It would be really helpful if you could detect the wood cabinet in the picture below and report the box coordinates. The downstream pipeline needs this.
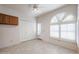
[0,13,4,24]
[9,16,18,25]
[3,15,10,24]
[0,13,18,25]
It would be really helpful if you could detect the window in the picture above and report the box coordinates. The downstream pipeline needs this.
[50,15,59,38]
[51,16,58,23]
[50,12,76,42]
[63,15,74,22]
[56,12,66,21]
[37,23,41,35]
[50,25,59,38]
[61,24,75,41]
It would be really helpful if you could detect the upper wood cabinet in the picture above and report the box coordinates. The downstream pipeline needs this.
[9,16,18,25]
[0,13,4,24]
[0,13,18,25]
[3,15,10,24]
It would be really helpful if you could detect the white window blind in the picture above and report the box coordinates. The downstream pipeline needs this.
[61,24,75,41]
[50,25,59,38]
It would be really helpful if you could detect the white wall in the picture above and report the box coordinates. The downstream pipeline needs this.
[19,19,36,42]
[37,5,77,50]
[0,5,36,48]
[77,5,79,50]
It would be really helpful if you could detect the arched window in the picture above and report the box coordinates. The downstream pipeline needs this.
[50,16,59,38]
[50,12,76,42]
[63,14,74,22]
[50,12,66,24]
[56,12,66,21]
[51,16,58,23]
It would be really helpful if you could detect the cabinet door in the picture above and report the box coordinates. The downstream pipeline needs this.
[0,14,2,23]
[0,14,10,24]
[9,16,18,25]
[2,15,10,24]
[13,17,18,25]
[0,14,4,24]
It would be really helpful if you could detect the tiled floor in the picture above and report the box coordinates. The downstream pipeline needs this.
[0,39,77,54]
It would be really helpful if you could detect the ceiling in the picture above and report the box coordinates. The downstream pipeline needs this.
[34,4,65,16]
[1,4,65,17]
